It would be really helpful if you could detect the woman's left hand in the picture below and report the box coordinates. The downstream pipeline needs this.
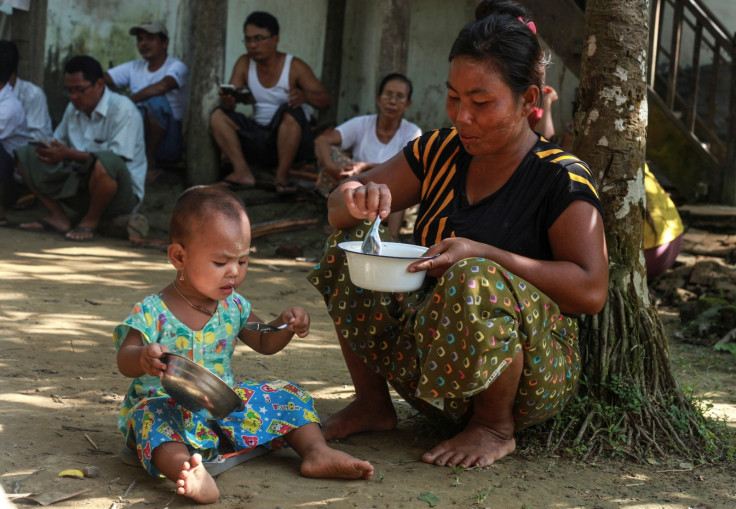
[409,237,485,277]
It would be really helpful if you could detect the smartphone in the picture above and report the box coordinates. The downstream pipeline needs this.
[220,84,237,95]
[28,139,49,148]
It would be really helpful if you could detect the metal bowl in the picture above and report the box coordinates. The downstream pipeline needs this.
[160,353,244,420]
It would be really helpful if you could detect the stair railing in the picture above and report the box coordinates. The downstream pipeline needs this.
[648,0,736,201]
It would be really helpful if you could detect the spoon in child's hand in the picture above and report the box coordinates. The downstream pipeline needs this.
[243,322,289,332]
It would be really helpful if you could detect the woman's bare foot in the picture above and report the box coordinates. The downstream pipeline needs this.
[322,398,398,441]
[421,422,516,468]
[300,445,374,479]
[176,453,220,504]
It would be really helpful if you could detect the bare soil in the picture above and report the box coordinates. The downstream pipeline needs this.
[1,172,735,508]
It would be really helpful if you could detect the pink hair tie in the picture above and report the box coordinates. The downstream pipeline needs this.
[518,16,537,35]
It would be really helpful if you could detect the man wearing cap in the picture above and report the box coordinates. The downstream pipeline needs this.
[209,11,331,194]
[104,21,188,184]
[15,55,146,241]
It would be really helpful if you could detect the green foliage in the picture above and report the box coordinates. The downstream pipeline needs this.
[519,372,736,462]
[714,342,736,355]
[472,486,495,504]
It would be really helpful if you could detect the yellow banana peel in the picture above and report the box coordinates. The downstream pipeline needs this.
[57,469,85,479]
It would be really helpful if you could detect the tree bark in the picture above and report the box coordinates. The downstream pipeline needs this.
[9,0,47,86]
[549,0,714,460]
[184,0,227,185]
[318,0,346,127]
[377,0,410,79]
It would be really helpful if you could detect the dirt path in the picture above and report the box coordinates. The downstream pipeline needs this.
[0,208,735,507]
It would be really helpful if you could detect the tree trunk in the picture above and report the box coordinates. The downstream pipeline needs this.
[550,0,712,460]
[318,0,346,127]
[377,0,410,79]
[10,0,47,87]
[184,0,227,185]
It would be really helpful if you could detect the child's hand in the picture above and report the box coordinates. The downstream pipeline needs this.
[280,306,310,337]
[140,343,169,378]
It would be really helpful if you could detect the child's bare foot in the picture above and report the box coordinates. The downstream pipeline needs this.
[301,445,374,480]
[322,399,397,441]
[421,422,516,468]
[176,453,220,504]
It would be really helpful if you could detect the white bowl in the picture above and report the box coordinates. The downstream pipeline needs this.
[338,241,437,292]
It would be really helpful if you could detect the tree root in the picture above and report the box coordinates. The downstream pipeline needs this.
[544,287,719,462]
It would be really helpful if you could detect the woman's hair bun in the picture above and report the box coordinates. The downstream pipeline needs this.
[475,0,527,22]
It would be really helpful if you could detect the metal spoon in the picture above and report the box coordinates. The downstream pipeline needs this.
[243,322,289,332]
[361,216,382,255]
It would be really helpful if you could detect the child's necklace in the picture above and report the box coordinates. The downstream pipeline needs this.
[172,281,216,316]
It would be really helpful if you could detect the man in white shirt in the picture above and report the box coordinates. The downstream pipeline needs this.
[0,40,29,227]
[0,40,53,142]
[209,11,331,195]
[16,56,146,241]
[104,21,188,184]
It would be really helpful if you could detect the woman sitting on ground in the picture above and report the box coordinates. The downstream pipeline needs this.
[314,73,421,238]
[308,0,609,468]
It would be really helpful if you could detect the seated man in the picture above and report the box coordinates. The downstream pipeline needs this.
[16,55,146,241]
[2,40,53,142]
[209,11,331,194]
[105,21,188,184]
[0,40,29,227]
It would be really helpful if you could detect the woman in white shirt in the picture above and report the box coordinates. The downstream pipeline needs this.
[315,73,421,237]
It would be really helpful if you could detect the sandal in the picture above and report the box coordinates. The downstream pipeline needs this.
[275,182,297,195]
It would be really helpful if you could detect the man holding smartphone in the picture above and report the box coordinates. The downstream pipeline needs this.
[209,11,331,195]
[15,56,146,241]
[105,21,188,185]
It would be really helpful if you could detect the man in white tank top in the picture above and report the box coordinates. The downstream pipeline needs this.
[210,11,331,194]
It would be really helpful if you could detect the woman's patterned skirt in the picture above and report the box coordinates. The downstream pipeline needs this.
[308,222,581,429]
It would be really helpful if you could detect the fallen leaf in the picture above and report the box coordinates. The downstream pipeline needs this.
[679,462,694,469]
[418,491,440,507]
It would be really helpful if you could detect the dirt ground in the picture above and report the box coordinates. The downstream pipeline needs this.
[1,172,735,508]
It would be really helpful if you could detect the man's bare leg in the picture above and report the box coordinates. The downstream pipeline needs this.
[17,161,71,233]
[285,422,373,480]
[210,109,256,187]
[65,161,118,241]
[152,442,219,504]
[144,109,165,183]
[322,327,398,441]
[274,112,300,190]
[421,351,522,468]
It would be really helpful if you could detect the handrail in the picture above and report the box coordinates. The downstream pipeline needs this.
[648,0,734,170]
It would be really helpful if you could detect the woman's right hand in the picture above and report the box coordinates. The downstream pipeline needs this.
[339,181,393,221]
[140,343,169,378]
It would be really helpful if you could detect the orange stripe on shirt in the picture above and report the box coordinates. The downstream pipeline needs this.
[421,130,441,170]
[568,172,599,199]
[535,148,564,159]
[420,192,455,246]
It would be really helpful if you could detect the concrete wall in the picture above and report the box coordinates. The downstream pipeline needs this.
[43,0,185,123]
[223,0,328,117]
[38,0,590,141]
[337,0,476,132]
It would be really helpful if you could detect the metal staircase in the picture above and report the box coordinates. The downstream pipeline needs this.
[526,0,736,203]
[648,0,734,169]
